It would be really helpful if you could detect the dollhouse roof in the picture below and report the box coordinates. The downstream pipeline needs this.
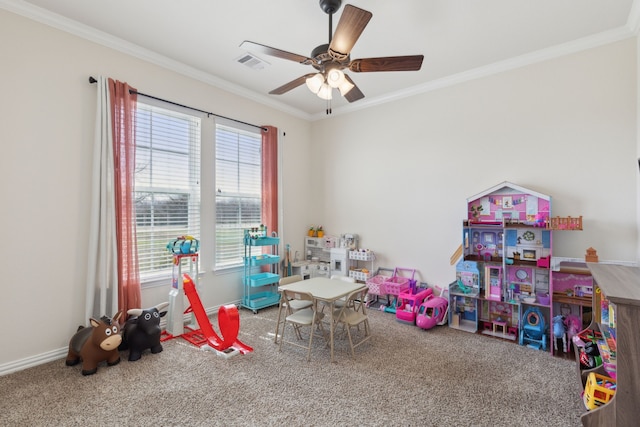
[467,181,551,203]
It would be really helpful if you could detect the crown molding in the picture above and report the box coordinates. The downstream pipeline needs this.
[628,0,640,34]
[318,24,635,120]
[2,0,636,122]
[0,0,312,121]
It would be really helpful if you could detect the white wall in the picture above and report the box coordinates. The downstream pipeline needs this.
[0,9,312,368]
[0,8,637,371]
[309,38,637,288]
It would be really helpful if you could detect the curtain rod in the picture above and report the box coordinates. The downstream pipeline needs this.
[89,76,268,132]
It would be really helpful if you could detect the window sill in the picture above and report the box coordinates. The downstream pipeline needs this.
[141,272,204,289]
[141,276,171,289]
[213,265,243,275]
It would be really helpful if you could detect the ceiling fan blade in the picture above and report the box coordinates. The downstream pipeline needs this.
[269,74,317,95]
[343,75,364,103]
[328,5,372,61]
[240,41,316,65]
[349,55,424,72]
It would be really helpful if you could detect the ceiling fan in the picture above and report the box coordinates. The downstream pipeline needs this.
[240,0,424,111]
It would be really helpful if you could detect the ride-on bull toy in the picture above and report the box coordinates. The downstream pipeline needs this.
[66,311,123,375]
[119,302,169,361]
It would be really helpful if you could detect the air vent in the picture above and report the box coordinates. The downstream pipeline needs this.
[236,53,270,70]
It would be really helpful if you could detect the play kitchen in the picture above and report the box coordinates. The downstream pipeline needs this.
[290,232,358,280]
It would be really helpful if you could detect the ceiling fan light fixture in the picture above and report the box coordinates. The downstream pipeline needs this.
[317,83,333,100]
[338,78,354,96]
[326,68,346,88]
[305,73,325,93]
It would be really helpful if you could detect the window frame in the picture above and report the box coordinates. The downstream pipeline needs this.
[214,119,263,272]
[134,101,203,287]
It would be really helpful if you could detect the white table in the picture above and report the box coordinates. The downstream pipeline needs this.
[277,277,365,362]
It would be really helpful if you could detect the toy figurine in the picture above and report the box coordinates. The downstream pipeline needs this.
[534,213,547,227]
[416,296,449,330]
[456,279,472,294]
[564,314,582,353]
[520,307,547,350]
[119,302,169,361]
[66,311,123,375]
[552,315,567,352]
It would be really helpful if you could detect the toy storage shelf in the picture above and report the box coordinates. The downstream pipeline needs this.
[246,236,280,246]
[349,250,375,282]
[245,254,280,267]
[578,264,640,427]
[551,262,595,359]
[243,272,280,287]
[242,291,281,310]
[241,232,280,314]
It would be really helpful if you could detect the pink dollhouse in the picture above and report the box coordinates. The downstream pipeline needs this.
[464,181,552,263]
[451,181,590,357]
[453,182,553,346]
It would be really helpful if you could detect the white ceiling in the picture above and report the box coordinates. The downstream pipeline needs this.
[3,0,639,119]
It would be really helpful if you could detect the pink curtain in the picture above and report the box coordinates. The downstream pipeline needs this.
[109,78,141,318]
[261,126,278,236]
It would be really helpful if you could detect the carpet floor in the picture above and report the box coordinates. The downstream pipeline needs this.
[0,305,585,426]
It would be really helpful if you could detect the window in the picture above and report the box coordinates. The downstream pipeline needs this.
[135,103,201,282]
[215,123,262,270]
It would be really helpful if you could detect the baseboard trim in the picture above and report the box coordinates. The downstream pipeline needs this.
[0,302,239,377]
[0,347,68,376]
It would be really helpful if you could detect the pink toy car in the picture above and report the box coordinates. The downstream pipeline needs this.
[396,288,433,325]
[416,296,449,330]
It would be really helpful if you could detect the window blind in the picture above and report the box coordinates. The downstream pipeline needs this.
[215,123,262,269]
[134,103,201,281]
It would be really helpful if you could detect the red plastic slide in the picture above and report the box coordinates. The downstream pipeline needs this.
[182,274,253,354]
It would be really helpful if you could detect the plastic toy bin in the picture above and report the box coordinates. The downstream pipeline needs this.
[583,372,616,410]
[350,270,373,282]
[366,274,390,296]
[383,268,415,296]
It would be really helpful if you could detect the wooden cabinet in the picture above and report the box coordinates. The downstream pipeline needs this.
[579,264,640,426]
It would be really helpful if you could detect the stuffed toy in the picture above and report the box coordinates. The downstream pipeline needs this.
[119,302,169,361]
[66,311,123,375]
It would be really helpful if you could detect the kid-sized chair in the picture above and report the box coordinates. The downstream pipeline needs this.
[274,275,312,343]
[280,275,312,310]
[333,287,371,358]
[279,289,326,361]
